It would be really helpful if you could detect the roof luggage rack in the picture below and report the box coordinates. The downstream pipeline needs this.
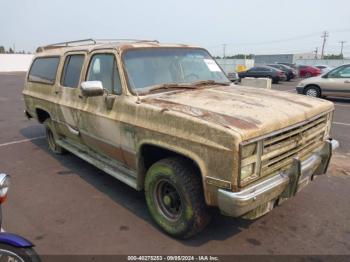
[36,38,159,52]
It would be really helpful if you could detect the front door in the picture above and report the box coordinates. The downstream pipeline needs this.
[322,65,350,97]
[77,51,129,166]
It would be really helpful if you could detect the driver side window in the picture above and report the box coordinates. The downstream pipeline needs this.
[87,54,122,94]
[328,65,350,79]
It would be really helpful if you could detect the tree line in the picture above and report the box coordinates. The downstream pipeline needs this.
[0,46,31,54]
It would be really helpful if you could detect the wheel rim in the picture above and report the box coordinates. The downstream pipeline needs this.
[306,88,318,97]
[154,179,182,221]
[0,248,25,262]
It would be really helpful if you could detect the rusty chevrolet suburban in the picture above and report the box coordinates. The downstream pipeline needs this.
[23,39,338,238]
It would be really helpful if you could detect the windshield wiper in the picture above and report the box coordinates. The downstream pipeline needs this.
[147,83,199,93]
[144,80,230,94]
[190,80,231,86]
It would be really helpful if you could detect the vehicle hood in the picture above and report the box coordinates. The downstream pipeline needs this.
[142,85,334,140]
[298,75,325,85]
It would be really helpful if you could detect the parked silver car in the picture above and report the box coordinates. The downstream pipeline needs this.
[296,64,350,98]
[314,65,333,74]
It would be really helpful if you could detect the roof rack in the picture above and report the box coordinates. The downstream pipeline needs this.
[36,38,159,52]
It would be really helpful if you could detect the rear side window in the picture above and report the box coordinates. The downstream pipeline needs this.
[61,55,85,88]
[28,57,60,85]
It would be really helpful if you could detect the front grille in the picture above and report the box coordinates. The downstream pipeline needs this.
[260,114,328,176]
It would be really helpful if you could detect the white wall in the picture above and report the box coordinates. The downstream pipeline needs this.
[216,59,254,73]
[294,59,350,67]
[0,54,34,72]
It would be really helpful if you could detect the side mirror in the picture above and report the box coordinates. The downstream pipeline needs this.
[80,81,104,97]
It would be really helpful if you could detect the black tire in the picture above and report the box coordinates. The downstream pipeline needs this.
[145,157,211,239]
[304,85,321,98]
[0,244,41,262]
[43,119,66,154]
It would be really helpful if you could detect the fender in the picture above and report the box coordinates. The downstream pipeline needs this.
[0,233,33,248]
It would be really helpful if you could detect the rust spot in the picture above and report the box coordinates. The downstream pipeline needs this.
[81,133,136,169]
[143,98,259,129]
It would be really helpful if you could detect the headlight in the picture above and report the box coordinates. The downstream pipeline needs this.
[240,141,262,185]
[241,163,255,180]
[0,173,10,203]
[242,143,257,158]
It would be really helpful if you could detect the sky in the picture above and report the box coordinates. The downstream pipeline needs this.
[1,0,350,56]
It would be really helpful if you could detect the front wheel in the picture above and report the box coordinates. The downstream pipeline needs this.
[145,157,211,239]
[0,244,41,262]
[304,86,321,97]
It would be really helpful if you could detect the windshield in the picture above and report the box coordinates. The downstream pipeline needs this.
[123,48,229,93]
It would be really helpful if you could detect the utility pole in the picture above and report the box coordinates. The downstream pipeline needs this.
[222,44,227,60]
[339,41,346,58]
[320,31,329,59]
[314,47,318,59]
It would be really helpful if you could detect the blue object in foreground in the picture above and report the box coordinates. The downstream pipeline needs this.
[0,232,33,248]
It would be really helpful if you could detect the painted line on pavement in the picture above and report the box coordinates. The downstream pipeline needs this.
[333,122,350,127]
[334,103,350,108]
[0,136,45,148]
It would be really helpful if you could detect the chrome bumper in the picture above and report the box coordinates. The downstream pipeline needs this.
[218,139,339,218]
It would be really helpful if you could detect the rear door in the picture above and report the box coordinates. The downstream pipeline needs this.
[54,52,86,142]
[259,67,272,77]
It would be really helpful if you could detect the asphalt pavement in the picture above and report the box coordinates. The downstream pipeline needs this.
[0,73,349,256]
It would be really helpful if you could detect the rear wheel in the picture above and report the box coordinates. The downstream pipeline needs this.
[44,119,66,154]
[145,157,211,239]
[304,85,321,97]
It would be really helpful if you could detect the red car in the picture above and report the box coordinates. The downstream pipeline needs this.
[298,65,321,78]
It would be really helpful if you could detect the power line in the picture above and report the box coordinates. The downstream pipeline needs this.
[206,28,350,49]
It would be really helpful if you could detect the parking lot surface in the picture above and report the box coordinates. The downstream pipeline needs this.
[0,73,350,255]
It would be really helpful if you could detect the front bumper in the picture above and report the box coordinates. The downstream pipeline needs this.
[296,86,304,94]
[217,139,339,218]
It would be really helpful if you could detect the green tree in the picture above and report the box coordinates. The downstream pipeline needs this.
[8,47,14,54]
[323,54,343,59]
[0,46,5,53]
